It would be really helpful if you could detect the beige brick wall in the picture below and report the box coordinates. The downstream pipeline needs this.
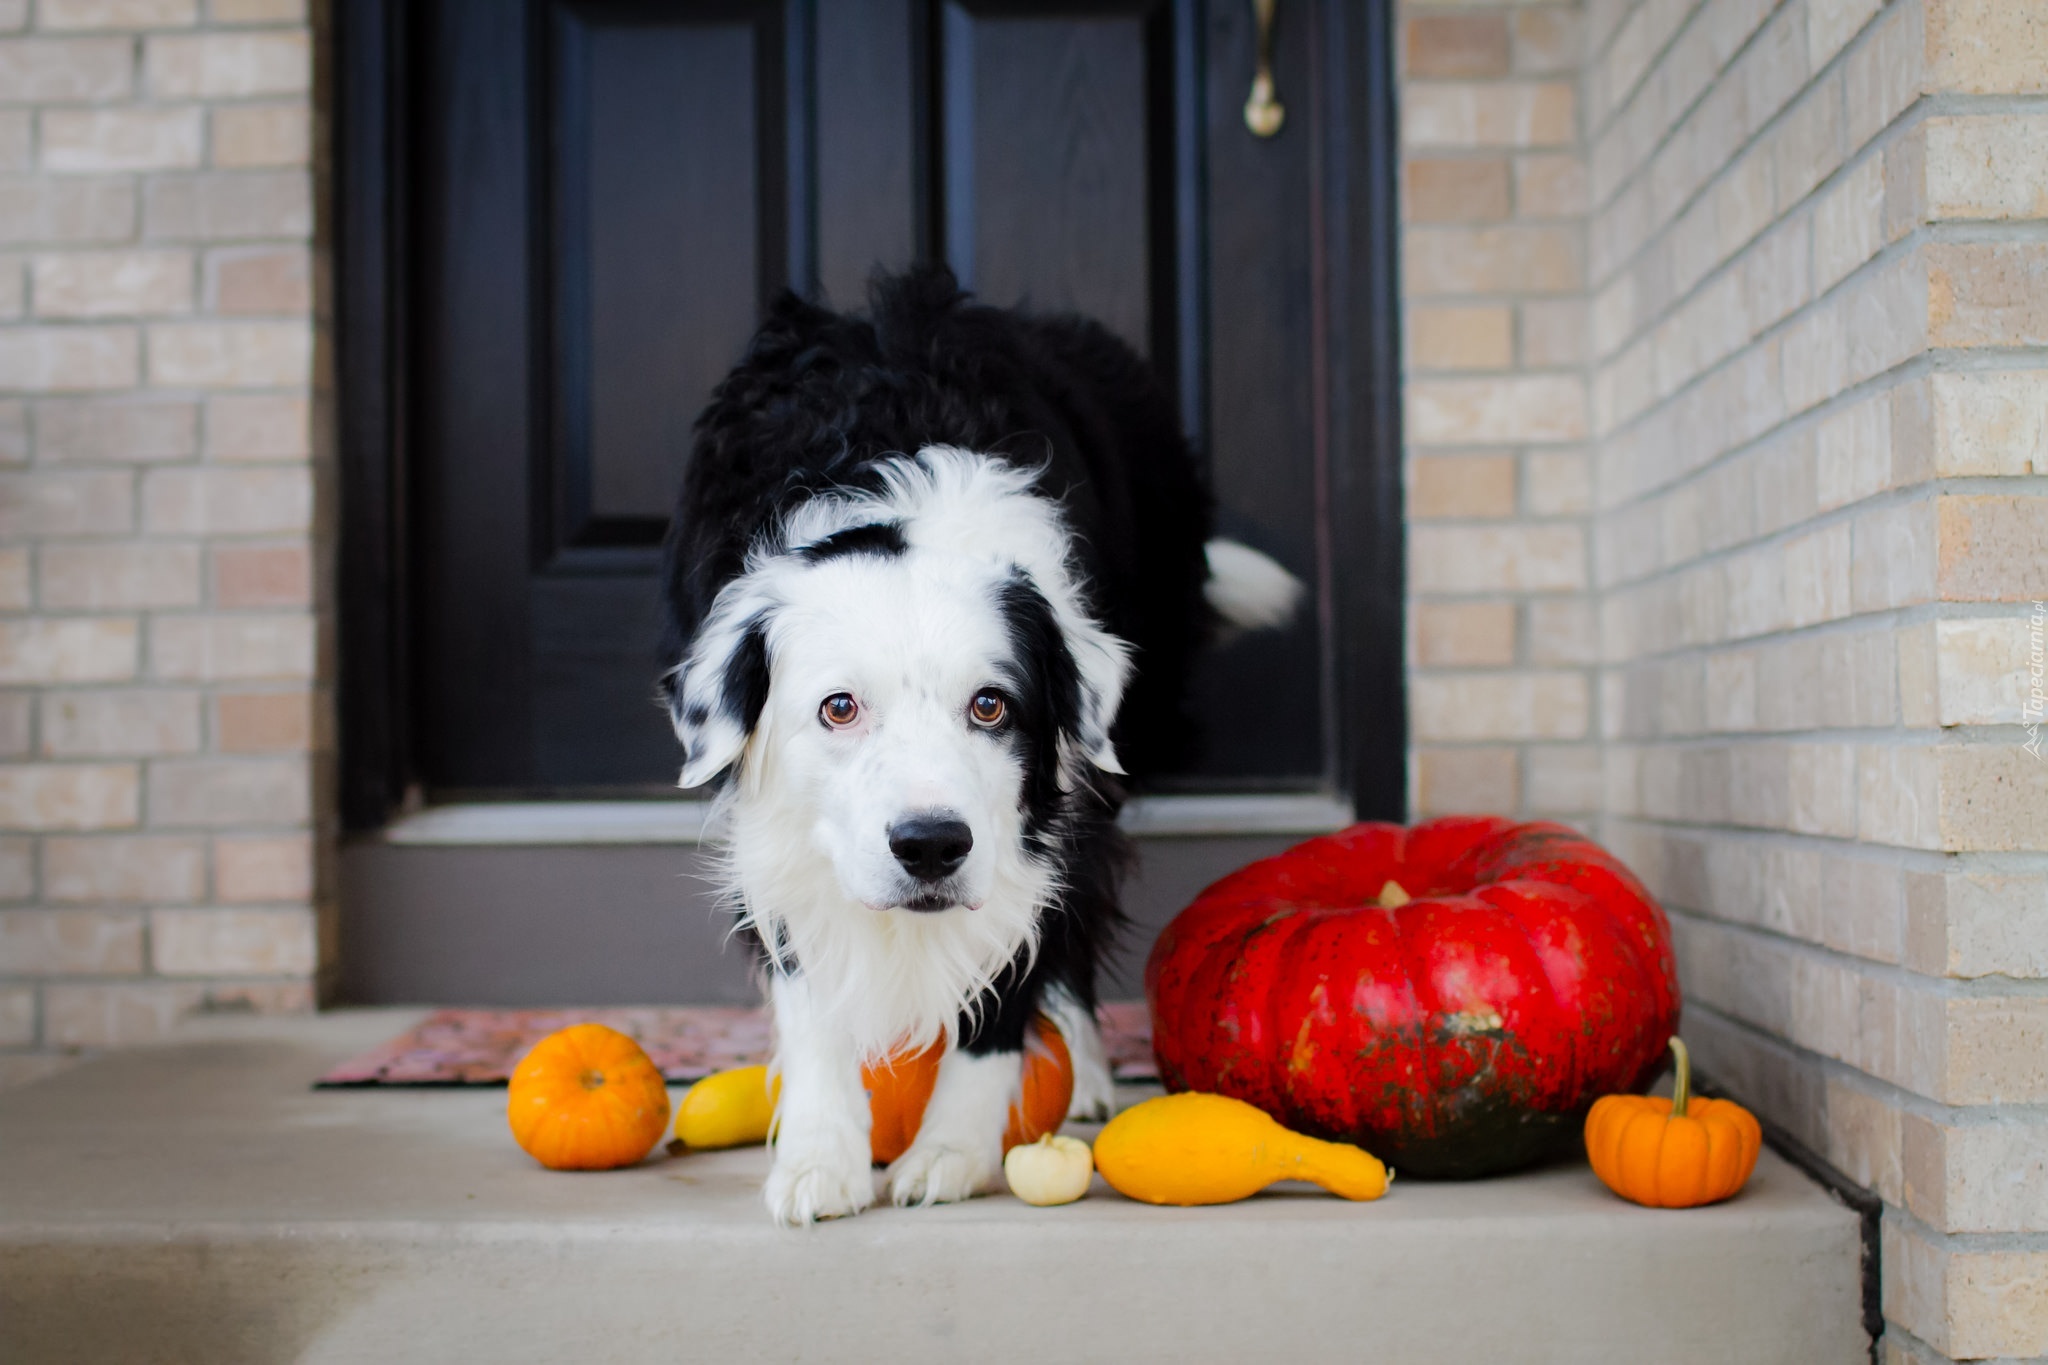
[1405,0,2044,1355]
[1570,0,2048,1359]
[1401,0,1602,825]
[0,0,328,1090]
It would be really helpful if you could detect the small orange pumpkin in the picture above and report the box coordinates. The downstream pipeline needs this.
[507,1023,672,1171]
[1585,1036,1761,1208]
[864,1014,1074,1165]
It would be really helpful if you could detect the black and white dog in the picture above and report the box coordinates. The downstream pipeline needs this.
[660,268,1298,1224]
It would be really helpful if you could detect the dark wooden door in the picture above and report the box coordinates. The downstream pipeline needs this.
[371,0,1394,805]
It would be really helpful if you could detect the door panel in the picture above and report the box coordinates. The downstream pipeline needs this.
[942,4,1157,354]
[408,0,1340,797]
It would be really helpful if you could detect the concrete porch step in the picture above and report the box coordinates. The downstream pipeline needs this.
[0,1010,1869,1365]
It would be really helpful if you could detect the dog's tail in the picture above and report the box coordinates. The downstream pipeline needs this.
[1203,538,1305,631]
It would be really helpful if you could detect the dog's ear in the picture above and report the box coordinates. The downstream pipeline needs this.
[997,571,1131,785]
[1065,616,1130,779]
[670,602,773,790]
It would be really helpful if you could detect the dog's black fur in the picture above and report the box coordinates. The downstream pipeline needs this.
[659,265,1217,1053]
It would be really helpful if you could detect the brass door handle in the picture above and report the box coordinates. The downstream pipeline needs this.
[1244,0,1284,137]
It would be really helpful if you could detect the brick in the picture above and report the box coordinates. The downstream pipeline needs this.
[1515,154,1586,217]
[1511,9,1580,75]
[215,688,309,751]
[0,835,31,899]
[1407,376,1587,444]
[1787,742,1859,837]
[1406,305,1512,371]
[1524,450,1589,515]
[0,689,27,753]
[151,907,315,974]
[0,762,137,829]
[208,0,307,22]
[146,756,307,826]
[0,111,25,171]
[42,688,200,757]
[1939,744,2048,852]
[0,984,31,1046]
[1808,0,1882,67]
[146,31,308,97]
[0,398,21,461]
[1925,115,2048,219]
[204,393,307,459]
[1411,525,1587,594]
[0,618,136,682]
[1928,242,2048,348]
[206,245,309,313]
[1519,299,1586,368]
[1402,83,1576,150]
[1845,0,1925,148]
[1925,0,2048,94]
[213,833,310,901]
[1413,600,1516,667]
[1781,522,1852,628]
[1933,617,2036,724]
[33,399,196,462]
[1526,744,1602,812]
[1403,158,1511,222]
[146,320,311,387]
[211,543,308,606]
[210,103,309,168]
[1412,671,1590,741]
[1852,495,1938,612]
[1903,1112,2048,1234]
[1938,495,2048,602]
[1527,598,1596,664]
[40,980,206,1048]
[1815,391,1892,513]
[0,908,143,974]
[40,0,199,25]
[0,469,131,536]
[1410,453,1516,518]
[0,326,138,390]
[1406,15,1509,78]
[39,541,201,609]
[0,37,131,101]
[1928,370,2048,476]
[1415,746,1518,814]
[0,253,21,317]
[1858,743,1942,849]
[1907,870,2048,978]
[40,109,203,174]
[31,250,193,319]
[143,171,310,240]
[44,834,205,902]
[0,177,134,244]
[1812,154,1884,295]
[0,544,24,608]
[1405,224,1581,295]
[150,613,314,680]
[142,466,310,534]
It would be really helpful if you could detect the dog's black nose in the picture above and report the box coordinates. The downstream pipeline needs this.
[889,816,973,882]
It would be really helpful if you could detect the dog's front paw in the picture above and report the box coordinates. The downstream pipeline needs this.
[765,1141,875,1226]
[888,1140,1002,1207]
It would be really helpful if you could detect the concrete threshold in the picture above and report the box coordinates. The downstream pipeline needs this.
[0,1009,1869,1365]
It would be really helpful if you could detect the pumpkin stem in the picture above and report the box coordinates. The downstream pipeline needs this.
[1668,1036,1690,1118]
[1377,880,1411,909]
[580,1068,606,1092]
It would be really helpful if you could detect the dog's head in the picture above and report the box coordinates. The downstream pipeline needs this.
[667,448,1129,915]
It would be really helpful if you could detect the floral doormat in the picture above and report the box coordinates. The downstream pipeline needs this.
[318,1001,1158,1087]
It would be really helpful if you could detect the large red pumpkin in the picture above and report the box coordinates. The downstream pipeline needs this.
[1146,816,1680,1178]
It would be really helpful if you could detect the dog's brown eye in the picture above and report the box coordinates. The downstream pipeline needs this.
[820,693,860,728]
[969,691,1007,727]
